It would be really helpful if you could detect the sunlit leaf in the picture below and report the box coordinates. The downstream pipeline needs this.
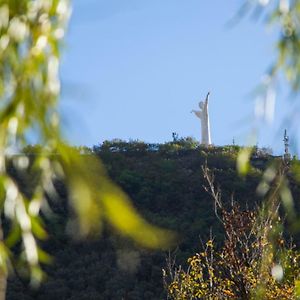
[102,185,176,249]
[58,145,176,248]
[237,147,252,175]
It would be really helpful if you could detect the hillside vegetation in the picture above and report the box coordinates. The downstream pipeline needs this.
[7,139,299,300]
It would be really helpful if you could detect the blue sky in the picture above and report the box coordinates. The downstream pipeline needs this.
[60,0,298,154]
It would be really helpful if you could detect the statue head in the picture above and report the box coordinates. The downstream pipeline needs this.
[199,101,204,109]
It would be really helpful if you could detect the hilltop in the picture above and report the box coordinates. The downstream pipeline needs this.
[7,139,299,300]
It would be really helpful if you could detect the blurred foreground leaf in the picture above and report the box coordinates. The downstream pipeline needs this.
[59,145,176,248]
[237,147,252,175]
[0,0,175,295]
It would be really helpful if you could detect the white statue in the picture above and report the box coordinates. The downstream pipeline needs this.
[191,92,211,146]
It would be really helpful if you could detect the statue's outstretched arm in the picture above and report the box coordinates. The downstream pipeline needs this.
[191,110,202,119]
[205,92,210,105]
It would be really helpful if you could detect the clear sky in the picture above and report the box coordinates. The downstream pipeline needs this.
[59,0,299,155]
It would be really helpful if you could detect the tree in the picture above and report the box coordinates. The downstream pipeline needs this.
[245,0,300,92]
[0,1,174,299]
[164,166,300,299]
[237,0,300,174]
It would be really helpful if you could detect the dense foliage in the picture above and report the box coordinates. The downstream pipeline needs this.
[5,140,297,300]
[164,166,300,299]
